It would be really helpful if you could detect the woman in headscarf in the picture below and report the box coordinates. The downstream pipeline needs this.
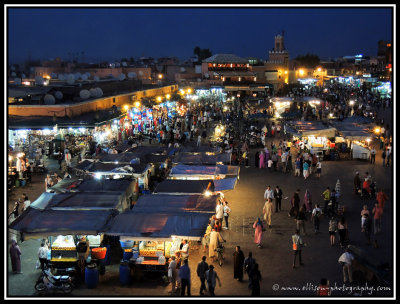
[253,218,264,248]
[304,189,312,213]
[10,240,22,274]
[255,150,260,168]
[259,150,265,169]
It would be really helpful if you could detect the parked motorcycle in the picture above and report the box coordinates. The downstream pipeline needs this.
[35,269,73,294]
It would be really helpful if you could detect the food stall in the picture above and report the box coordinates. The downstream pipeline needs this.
[284,121,337,158]
[331,121,373,160]
[106,193,216,273]
[8,207,118,267]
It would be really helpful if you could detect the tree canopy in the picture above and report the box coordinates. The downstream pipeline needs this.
[193,46,212,63]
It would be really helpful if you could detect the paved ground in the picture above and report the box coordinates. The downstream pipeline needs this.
[6,124,394,298]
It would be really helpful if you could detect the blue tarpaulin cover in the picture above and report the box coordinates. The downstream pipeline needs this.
[213,177,238,191]
[8,207,118,236]
[133,194,218,213]
[105,211,211,240]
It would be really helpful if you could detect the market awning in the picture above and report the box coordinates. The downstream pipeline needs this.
[8,207,118,238]
[169,164,239,179]
[154,180,215,195]
[105,211,211,241]
[301,128,337,138]
[213,177,238,191]
[30,192,58,210]
[169,164,218,177]
[133,194,218,214]
[97,152,140,164]
[172,152,231,165]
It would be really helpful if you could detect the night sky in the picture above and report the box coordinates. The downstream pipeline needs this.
[7,5,393,65]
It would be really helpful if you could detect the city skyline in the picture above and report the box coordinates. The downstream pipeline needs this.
[7,5,394,65]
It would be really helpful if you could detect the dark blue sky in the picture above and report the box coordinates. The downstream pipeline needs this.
[7,6,393,64]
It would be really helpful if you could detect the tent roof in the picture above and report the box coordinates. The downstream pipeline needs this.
[154,180,215,194]
[97,152,140,163]
[30,192,57,210]
[106,211,211,240]
[9,207,118,236]
[169,164,239,177]
[76,179,135,193]
[31,192,124,211]
[86,162,150,175]
[47,178,81,193]
[172,152,231,165]
[133,194,218,213]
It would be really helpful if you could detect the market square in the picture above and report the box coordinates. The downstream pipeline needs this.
[5,5,394,299]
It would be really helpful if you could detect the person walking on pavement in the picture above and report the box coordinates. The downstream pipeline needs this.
[233,246,245,282]
[354,172,361,195]
[253,218,264,248]
[295,207,307,236]
[370,147,376,164]
[244,252,256,289]
[292,229,305,269]
[376,189,389,211]
[328,216,338,247]
[263,198,274,228]
[196,256,209,295]
[311,204,322,234]
[372,202,384,248]
[274,186,283,212]
[249,263,262,296]
[304,189,312,213]
[322,187,331,216]
[338,216,348,248]
[209,228,224,262]
[178,259,191,296]
[10,239,22,274]
[381,150,386,167]
[338,248,354,283]
[205,265,221,296]
[362,213,372,245]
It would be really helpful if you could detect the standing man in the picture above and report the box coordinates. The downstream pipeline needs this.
[274,186,283,213]
[264,185,274,201]
[292,229,305,269]
[223,200,231,230]
[338,248,354,283]
[233,246,245,282]
[178,259,191,296]
[179,240,190,262]
[196,256,209,295]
